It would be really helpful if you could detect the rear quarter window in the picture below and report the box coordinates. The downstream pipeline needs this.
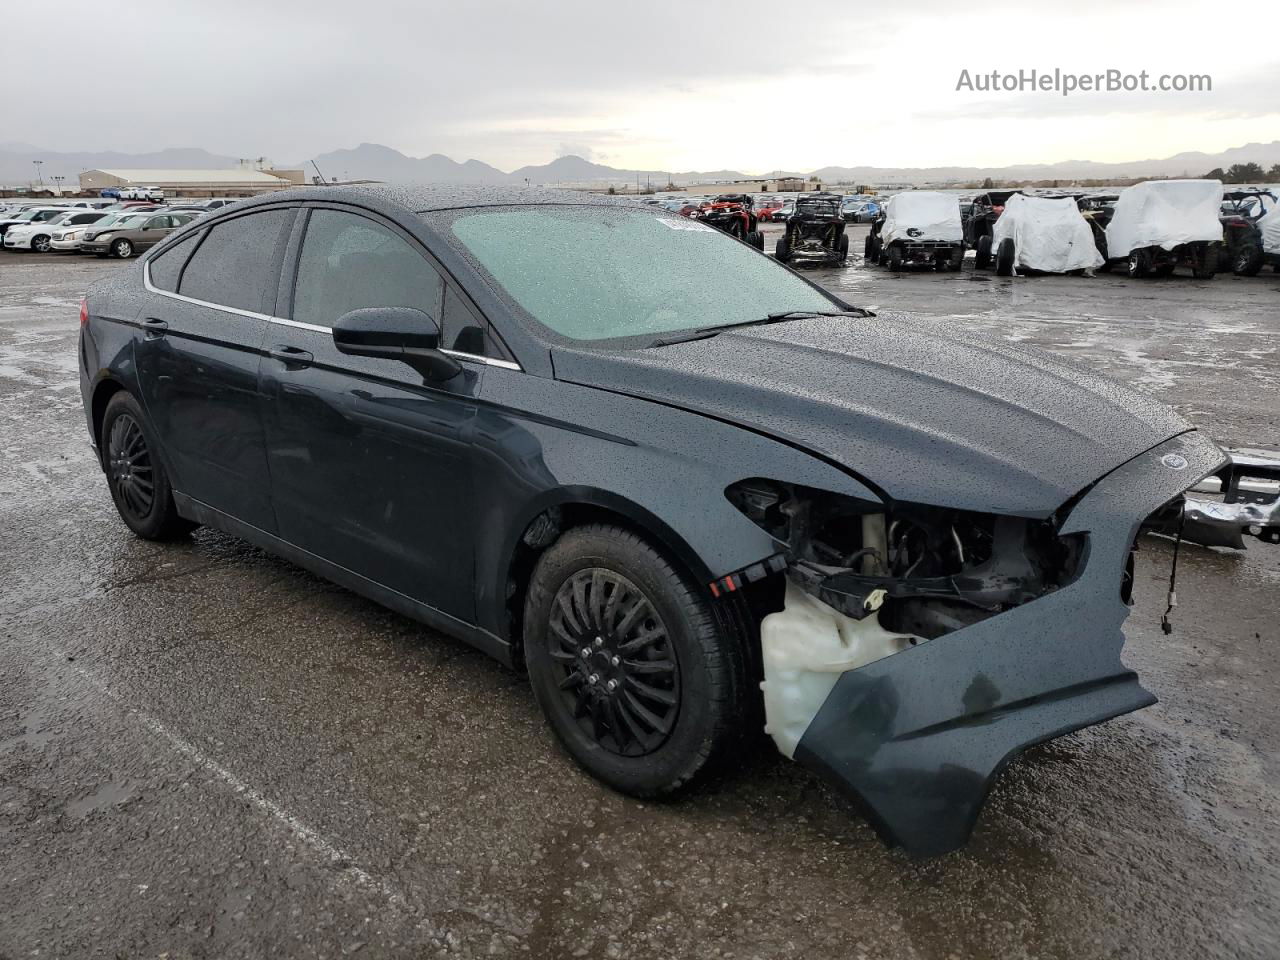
[148,232,201,292]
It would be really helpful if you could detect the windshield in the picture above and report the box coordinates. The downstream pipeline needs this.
[444,206,836,342]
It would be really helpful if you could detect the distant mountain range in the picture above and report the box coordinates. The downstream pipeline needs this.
[4,140,1278,188]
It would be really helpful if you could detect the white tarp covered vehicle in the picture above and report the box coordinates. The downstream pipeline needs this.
[1104,179,1223,278]
[988,193,1104,276]
[870,191,965,271]
[1259,198,1280,256]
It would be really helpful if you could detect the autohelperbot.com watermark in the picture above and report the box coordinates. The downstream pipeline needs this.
[955,68,1211,96]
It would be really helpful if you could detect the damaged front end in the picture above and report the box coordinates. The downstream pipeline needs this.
[724,431,1228,856]
[1145,448,1280,549]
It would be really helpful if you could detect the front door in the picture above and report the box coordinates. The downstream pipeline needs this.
[258,206,479,622]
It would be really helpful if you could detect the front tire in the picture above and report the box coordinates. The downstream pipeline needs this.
[32,234,51,253]
[774,236,790,262]
[101,392,197,540]
[524,524,747,797]
[887,243,904,271]
[1231,242,1261,277]
[1127,249,1151,278]
[111,238,134,259]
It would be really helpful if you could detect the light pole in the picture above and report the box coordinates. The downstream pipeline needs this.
[51,175,65,195]
[32,160,44,188]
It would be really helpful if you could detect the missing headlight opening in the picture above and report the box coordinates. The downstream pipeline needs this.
[726,478,1085,638]
[726,478,1087,758]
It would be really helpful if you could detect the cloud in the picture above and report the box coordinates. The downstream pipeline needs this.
[1,0,1274,171]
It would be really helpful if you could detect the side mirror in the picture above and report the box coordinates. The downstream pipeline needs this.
[332,306,461,381]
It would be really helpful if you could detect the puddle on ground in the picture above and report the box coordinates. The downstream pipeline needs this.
[66,781,137,818]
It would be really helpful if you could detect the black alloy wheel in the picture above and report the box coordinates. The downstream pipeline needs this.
[107,412,156,522]
[546,567,680,757]
[101,391,197,540]
[524,524,747,797]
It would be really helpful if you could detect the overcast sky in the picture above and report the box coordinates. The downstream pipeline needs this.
[10,0,1278,171]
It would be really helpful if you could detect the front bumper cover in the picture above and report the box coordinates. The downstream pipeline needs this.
[791,430,1226,857]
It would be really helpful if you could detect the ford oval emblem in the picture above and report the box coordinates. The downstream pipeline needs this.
[1161,453,1189,471]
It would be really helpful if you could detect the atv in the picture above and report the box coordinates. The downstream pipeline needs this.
[1218,190,1277,277]
[1103,179,1224,279]
[775,193,849,266]
[694,194,765,250]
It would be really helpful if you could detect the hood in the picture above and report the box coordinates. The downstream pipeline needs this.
[551,314,1194,517]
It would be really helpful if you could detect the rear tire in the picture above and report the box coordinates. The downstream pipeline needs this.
[975,234,992,270]
[863,235,874,259]
[1191,243,1217,280]
[101,391,198,541]
[775,237,790,262]
[837,233,849,261]
[747,230,764,251]
[1127,249,1150,278]
[524,525,747,797]
[995,238,1015,276]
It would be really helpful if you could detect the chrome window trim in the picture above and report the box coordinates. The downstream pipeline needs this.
[439,349,522,371]
[144,262,522,370]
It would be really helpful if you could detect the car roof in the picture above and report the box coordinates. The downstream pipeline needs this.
[217,184,643,217]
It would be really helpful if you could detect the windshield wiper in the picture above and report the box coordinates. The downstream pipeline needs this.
[649,311,854,348]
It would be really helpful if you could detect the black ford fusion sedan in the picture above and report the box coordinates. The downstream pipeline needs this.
[79,185,1227,856]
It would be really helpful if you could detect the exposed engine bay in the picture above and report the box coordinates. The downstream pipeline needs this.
[727,478,1085,641]
[726,449,1279,778]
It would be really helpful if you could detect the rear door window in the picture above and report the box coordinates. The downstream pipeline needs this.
[291,209,443,328]
[179,208,293,314]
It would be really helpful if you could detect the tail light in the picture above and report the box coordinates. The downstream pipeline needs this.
[79,298,88,327]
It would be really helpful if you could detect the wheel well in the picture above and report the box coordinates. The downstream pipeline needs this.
[91,379,126,458]
[503,501,711,671]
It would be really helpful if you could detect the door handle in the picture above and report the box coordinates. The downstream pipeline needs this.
[141,317,168,339]
[268,344,314,367]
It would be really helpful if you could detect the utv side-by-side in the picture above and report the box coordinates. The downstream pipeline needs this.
[982,193,1104,277]
[775,193,849,266]
[1103,179,1224,279]
[1218,190,1279,276]
[694,194,765,250]
[866,191,965,271]
[964,190,1021,269]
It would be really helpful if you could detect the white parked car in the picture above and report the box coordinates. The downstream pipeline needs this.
[48,211,118,251]
[4,209,109,251]
[0,206,75,242]
[119,186,165,201]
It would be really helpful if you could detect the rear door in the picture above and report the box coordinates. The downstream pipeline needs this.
[134,206,295,532]
[258,204,483,621]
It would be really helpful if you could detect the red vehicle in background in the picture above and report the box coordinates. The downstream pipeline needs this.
[692,194,765,249]
[756,198,784,222]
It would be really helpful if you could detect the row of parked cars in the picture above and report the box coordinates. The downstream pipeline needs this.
[637,181,1277,279]
[0,198,241,257]
[641,193,881,224]
[864,180,1279,279]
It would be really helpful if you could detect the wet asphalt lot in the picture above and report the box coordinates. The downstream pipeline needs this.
[2,227,1279,959]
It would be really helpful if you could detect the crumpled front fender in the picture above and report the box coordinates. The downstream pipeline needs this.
[792,431,1226,857]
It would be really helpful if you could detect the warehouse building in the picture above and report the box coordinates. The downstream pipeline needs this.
[78,167,307,197]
